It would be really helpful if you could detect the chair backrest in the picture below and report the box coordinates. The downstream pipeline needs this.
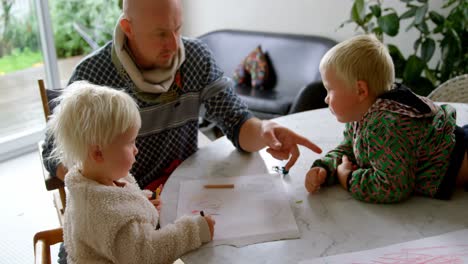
[38,79,66,225]
[427,74,468,103]
[33,227,63,264]
[38,80,62,120]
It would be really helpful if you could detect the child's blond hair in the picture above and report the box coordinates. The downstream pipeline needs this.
[48,81,141,169]
[320,34,395,96]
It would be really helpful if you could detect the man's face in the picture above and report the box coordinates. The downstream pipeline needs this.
[124,0,183,69]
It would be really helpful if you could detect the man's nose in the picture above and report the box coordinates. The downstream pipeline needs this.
[166,31,178,51]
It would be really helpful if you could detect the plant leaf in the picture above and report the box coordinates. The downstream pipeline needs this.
[403,55,426,82]
[378,13,400,36]
[364,13,374,24]
[433,24,444,33]
[400,7,417,19]
[442,0,457,8]
[414,4,428,25]
[416,21,430,34]
[414,37,422,52]
[424,68,437,85]
[387,44,406,79]
[351,0,365,24]
[372,27,383,39]
[421,38,435,62]
[370,4,381,17]
[429,11,444,25]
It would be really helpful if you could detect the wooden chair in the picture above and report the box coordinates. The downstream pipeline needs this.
[38,79,66,225]
[427,74,468,103]
[33,227,63,264]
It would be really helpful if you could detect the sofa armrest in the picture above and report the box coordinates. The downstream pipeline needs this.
[289,81,328,114]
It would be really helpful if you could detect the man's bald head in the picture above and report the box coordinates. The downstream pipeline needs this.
[122,0,182,21]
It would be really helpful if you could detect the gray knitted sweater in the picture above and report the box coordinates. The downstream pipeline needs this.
[43,37,252,188]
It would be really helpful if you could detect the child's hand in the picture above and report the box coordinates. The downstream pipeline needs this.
[337,155,357,189]
[149,197,162,213]
[305,167,327,193]
[204,216,216,240]
[147,184,163,213]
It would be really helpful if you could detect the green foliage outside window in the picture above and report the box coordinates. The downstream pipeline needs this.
[52,0,122,58]
[0,0,39,57]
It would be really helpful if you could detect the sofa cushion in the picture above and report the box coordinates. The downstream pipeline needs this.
[233,45,273,90]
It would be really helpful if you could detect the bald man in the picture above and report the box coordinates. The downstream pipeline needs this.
[44,0,321,191]
[43,1,322,261]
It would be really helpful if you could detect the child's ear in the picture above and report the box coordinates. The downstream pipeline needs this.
[356,80,369,101]
[89,145,104,163]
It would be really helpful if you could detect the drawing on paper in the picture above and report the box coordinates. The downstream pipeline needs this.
[352,245,468,264]
[177,174,300,247]
[188,194,222,216]
[299,229,468,264]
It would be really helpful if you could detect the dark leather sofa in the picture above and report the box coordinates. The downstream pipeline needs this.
[199,29,337,119]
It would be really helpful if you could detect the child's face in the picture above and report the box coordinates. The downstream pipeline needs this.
[101,126,139,181]
[322,69,364,123]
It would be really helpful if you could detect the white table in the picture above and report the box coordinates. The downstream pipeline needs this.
[160,103,468,264]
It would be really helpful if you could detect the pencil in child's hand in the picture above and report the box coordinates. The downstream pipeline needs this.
[155,185,162,199]
[151,184,163,200]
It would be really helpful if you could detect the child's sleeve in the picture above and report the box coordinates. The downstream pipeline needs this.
[113,215,210,264]
[347,116,417,203]
[312,123,355,186]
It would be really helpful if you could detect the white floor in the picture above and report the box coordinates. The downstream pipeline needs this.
[0,150,60,263]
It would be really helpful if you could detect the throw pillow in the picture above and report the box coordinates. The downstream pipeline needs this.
[233,45,274,90]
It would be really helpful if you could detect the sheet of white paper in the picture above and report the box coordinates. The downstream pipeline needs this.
[177,174,299,247]
[300,229,468,264]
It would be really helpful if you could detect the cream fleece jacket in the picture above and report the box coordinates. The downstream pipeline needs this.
[63,168,211,264]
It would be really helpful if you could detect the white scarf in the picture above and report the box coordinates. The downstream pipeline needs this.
[113,16,185,94]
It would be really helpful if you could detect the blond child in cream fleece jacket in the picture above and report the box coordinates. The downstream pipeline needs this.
[47,81,215,263]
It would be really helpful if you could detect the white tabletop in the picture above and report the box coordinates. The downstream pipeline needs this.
[160,103,468,264]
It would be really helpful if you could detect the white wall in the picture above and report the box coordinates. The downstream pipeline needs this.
[182,0,447,64]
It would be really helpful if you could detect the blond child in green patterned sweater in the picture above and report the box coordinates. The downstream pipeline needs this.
[305,34,468,203]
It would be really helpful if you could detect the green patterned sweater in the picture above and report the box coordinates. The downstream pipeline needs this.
[313,84,464,203]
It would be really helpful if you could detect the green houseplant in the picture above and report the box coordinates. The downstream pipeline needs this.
[341,0,467,95]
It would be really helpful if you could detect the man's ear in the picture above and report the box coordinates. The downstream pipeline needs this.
[89,145,104,163]
[356,80,370,101]
[120,18,133,39]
